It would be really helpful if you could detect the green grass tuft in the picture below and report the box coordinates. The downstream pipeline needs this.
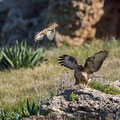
[69,92,76,101]
[89,82,120,95]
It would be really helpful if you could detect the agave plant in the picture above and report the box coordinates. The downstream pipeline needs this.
[0,40,45,70]
[0,109,10,120]
[21,98,39,118]
[0,109,21,120]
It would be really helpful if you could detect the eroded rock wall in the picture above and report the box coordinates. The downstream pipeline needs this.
[46,0,104,46]
[0,0,120,47]
[95,0,120,38]
[0,0,49,46]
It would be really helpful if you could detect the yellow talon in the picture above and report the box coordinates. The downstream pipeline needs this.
[76,86,79,90]
[81,84,85,89]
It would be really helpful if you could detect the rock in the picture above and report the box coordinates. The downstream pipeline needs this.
[47,0,120,46]
[0,0,120,47]
[46,0,104,46]
[0,0,49,46]
[41,88,120,120]
[110,80,120,90]
[95,0,120,39]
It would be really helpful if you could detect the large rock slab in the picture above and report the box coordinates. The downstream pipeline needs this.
[41,88,120,120]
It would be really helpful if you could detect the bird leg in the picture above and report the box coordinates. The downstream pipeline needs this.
[75,83,86,89]
[76,85,80,90]
[81,83,86,89]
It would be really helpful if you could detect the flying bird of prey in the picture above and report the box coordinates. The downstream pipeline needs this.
[34,22,58,42]
[58,50,108,89]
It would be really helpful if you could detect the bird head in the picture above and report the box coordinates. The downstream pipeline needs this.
[53,22,58,28]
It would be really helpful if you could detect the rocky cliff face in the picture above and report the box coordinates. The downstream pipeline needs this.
[46,0,104,46]
[0,0,120,47]
[0,0,49,46]
[95,0,120,39]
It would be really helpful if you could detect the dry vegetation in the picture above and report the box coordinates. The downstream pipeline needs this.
[0,39,120,109]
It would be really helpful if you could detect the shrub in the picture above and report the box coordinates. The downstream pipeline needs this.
[0,40,45,70]
[21,98,39,118]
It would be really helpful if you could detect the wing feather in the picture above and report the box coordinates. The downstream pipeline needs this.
[34,30,45,42]
[84,50,109,74]
[58,55,80,70]
[34,22,58,42]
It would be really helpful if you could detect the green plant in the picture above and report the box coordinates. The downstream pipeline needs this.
[89,82,120,95]
[0,97,48,119]
[0,40,45,70]
[0,109,9,120]
[10,112,20,120]
[75,114,81,120]
[69,92,76,101]
[42,110,51,116]
[21,98,39,118]
[0,109,20,120]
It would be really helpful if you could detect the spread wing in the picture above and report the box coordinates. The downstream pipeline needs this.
[84,50,109,74]
[47,29,55,41]
[34,31,45,42]
[58,55,80,70]
[34,22,58,42]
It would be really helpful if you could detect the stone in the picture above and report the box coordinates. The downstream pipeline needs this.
[40,87,120,119]
[0,0,49,46]
[0,0,120,47]
[46,0,104,46]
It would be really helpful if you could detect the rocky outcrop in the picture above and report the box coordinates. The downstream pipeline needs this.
[46,0,104,46]
[0,0,49,46]
[22,79,120,120]
[23,87,120,120]
[40,88,120,120]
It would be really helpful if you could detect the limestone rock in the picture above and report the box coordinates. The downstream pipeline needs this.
[41,88,120,120]
[95,0,120,39]
[23,79,120,120]
[0,0,49,46]
[46,0,104,46]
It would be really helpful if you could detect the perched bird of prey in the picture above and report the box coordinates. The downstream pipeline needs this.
[58,50,108,88]
[34,22,58,42]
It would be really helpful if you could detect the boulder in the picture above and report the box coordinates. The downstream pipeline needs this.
[22,79,120,120]
[41,88,120,120]
[95,0,120,39]
[0,0,49,46]
[46,0,104,46]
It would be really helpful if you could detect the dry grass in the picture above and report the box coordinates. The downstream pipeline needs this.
[0,64,64,106]
[0,39,120,108]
